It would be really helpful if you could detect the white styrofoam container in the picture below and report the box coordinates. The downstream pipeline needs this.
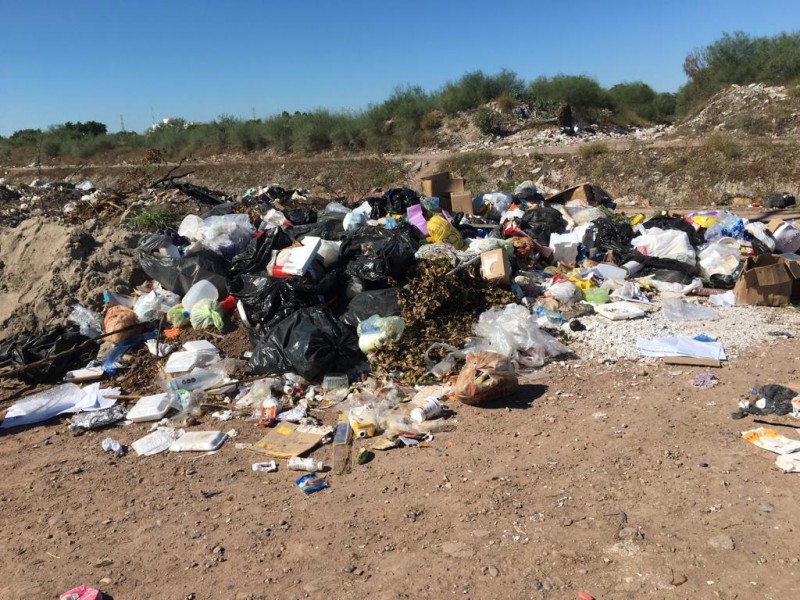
[126,393,171,422]
[169,431,228,452]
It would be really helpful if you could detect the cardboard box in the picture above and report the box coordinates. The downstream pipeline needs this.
[480,248,511,285]
[733,254,800,306]
[449,191,474,215]
[547,182,612,207]
[421,171,466,212]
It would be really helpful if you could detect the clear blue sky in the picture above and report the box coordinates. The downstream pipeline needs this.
[2,0,799,135]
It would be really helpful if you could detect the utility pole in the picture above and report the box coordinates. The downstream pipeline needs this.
[120,114,126,132]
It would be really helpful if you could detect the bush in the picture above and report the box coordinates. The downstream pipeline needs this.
[528,75,614,122]
[437,69,524,115]
[126,205,181,231]
[707,133,743,160]
[578,141,609,159]
[473,108,502,135]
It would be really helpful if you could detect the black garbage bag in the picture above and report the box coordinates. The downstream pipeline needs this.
[521,206,567,244]
[229,228,293,279]
[0,326,95,383]
[199,202,235,218]
[230,274,321,329]
[594,218,634,257]
[622,250,697,282]
[707,273,738,289]
[138,233,230,296]
[286,208,317,226]
[742,384,798,416]
[292,211,346,241]
[247,306,361,382]
[643,215,704,247]
[763,193,796,209]
[341,225,419,284]
[340,288,400,328]
[370,187,421,219]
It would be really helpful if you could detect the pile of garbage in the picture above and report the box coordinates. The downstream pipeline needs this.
[1,174,799,486]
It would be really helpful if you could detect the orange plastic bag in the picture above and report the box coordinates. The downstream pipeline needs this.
[455,352,518,405]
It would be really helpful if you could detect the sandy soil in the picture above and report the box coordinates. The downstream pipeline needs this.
[0,333,798,600]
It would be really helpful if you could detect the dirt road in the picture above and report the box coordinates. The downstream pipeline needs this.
[1,333,799,599]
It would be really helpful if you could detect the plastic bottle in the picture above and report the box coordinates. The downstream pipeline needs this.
[252,461,278,473]
[256,396,282,426]
[287,456,324,472]
[410,397,443,423]
[166,368,226,394]
[181,280,219,313]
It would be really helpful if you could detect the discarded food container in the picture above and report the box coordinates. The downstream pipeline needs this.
[287,456,324,472]
[131,429,181,456]
[322,374,349,391]
[68,405,126,433]
[127,393,171,422]
[166,367,226,394]
[410,397,443,423]
[594,302,646,320]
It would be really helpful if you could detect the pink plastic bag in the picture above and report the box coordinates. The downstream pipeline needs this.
[60,585,103,600]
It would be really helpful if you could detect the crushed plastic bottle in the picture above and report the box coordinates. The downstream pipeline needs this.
[101,437,125,456]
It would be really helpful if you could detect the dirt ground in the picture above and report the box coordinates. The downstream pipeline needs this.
[0,331,799,599]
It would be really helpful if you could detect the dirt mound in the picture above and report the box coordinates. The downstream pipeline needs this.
[0,218,144,337]
[678,83,800,136]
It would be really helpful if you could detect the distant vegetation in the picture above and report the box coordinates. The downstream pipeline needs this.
[1,30,798,163]
[678,31,800,113]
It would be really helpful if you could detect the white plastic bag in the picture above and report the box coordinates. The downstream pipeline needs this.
[68,304,101,338]
[468,304,568,368]
[631,227,696,266]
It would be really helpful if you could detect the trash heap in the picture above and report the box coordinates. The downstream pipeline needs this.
[1,174,799,488]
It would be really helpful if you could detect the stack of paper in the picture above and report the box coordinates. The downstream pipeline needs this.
[635,336,726,360]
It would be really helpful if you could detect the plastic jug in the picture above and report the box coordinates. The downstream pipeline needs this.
[181,280,219,312]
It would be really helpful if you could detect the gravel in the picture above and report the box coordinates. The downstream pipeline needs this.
[567,301,800,360]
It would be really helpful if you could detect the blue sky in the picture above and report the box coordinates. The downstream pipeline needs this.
[1,0,798,135]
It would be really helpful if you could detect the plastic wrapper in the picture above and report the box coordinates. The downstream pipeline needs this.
[247,306,361,382]
[102,330,157,375]
[167,304,190,327]
[480,192,514,219]
[189,298,225,331]
[357,315,405,354]
[68,304,101,338]
[194,214,255,257]
[426,215,466,250]
[68,404,126,433]
[455,352,519,406]
[705,211,746,241]
[547,281,582,304]
[697,237,742,279]
[468,304,569,368]
[133,288,181,322]
[661,297,719,321]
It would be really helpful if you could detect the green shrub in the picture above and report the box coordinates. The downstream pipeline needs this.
[528,75,614,122]
[473,108,502,135]
[578,141,609,159]
[125,205,181,231]
[707,133,743,160]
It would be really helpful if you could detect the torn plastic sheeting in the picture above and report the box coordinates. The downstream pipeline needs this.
[102,330,158,376]
[246,306,361,382]
[661,298,719,322]
[138,233,230,297]
[0,325,96,383]
[1,383,120,429]
[635,336,726,360]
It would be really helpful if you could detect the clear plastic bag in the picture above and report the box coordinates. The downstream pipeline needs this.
[661,297,719,321]
[357,315,405,354]
[68,304,101,338]
[196,214,255,256]
[134,288,181,322]
[468,304,568,368]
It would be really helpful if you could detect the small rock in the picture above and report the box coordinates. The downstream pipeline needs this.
[618,527,643,541]
[185,468,197,476]
[488,566,499,577]
[441,541,474,558]
[344,564,356,573]
[71,467,83,475]
[94,557,113,567]
[532,579,543,590]
[708,534,735,550]
[562,518,573,527]
[698,461,709,468]
[760,503,774,513]
[99,577,112,585]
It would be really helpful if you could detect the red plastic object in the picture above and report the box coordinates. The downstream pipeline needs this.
[577,592,595,600]
[60,585,102,600]
[219,295,237,313]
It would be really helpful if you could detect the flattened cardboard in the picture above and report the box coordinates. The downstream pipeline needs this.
[546,183,611,207]
[733,254,800,306]
[251,422,333,458]
[480,248,511,285]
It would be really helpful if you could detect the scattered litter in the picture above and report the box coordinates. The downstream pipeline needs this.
[295,473,329,494]
[252,461,278,473]
[742,427,800,455]
[101,437,125,456]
